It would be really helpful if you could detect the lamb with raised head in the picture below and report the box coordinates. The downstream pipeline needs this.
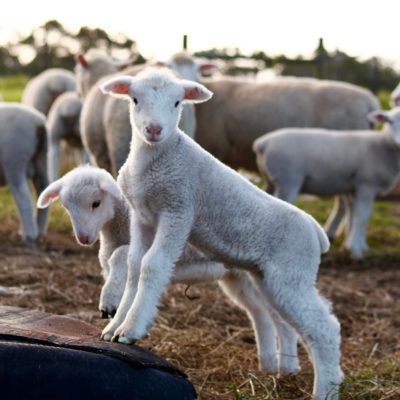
[0,103,49,246]
[100,69,342,400]
[47,91,88,181]
[76,51,203,175]
[253,107,400,259]
[22,68,76,116]
[37,165,301,375]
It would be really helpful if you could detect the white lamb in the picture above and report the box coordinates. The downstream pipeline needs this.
[37,166,299,374]
[36,165,301,375]
[22,68,76,116]
[0,103,49,246]
[253,107,400,259]
[47,91,88,181]
[100,69,343,400]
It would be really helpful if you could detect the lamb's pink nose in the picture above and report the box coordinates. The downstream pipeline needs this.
[145,124,162,140]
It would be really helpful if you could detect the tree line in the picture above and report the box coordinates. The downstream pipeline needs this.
[1,21,399,93]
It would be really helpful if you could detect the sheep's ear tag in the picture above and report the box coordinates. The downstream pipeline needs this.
[112,83,130,95]
[76,54,88,68]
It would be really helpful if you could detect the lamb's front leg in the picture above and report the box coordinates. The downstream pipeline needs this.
[102,216,154,341]
[114,212,192,344]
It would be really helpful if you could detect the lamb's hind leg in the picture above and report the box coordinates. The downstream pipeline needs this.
[251,266,343,400]
[324,195,348,241]
[218,270,299,375]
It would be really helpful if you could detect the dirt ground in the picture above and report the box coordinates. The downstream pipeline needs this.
[1,219,400,399]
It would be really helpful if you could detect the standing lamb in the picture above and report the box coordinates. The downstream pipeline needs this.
[0,103,49,246]
[76,51,205,175]
[37,165,301,375]
[100,69,343,400]
[253,107,400,258]
[22,68,76,116]
[47,91,88,181]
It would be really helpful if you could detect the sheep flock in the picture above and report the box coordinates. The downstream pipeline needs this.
[1,47,400,400]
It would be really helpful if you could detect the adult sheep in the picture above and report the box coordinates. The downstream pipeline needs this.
[0,103,49,246]
[22,68,76,116]
[195,76,380,171]
[76,51,210,175]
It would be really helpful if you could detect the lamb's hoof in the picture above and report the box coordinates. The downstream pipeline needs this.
[118,336,136,345]
[101,333,113,342]
[100,310,109,319]
[278,366,301,376]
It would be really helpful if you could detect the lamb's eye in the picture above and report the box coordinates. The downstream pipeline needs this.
[174,101,180,108]
[133,97,138,105]
[92,200,101,209]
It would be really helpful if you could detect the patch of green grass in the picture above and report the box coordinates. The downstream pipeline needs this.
[377,90,392,110]
[0,186,71,232]
[0,75,29,102]
[296,197,400,258]
[341,358,400,399]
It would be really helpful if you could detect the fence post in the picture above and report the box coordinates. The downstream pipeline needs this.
[316,37,327,79]
[183,35,188,51]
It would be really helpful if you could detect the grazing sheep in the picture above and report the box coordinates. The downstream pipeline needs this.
[0,103,49,246]
[37,165,301,375]
[196,76,380,171]
[391,82,400,107]
[253,107,400,259]
[77,51,202,175]
[22,68,76,116]
[47,91,88,181]
[100,69,342,400]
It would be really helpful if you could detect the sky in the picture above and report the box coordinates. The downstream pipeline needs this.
[1,0,399,70]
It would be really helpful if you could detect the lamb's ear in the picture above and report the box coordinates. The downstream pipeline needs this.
[182,81,213,104]
[367,110,390,126]
[99,175,123,200]
[101,76,134,99]
[37,180,63,208]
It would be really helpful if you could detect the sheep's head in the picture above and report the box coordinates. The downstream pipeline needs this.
[37,166,122,246]
[368,107,400,145]
[101,68,213,145]
[166,52,217,82]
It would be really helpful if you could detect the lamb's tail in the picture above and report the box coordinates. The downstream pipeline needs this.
[310,217,330,254]
[252,136,269,154]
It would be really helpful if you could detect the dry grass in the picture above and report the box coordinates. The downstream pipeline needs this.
[1,213,400,399]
